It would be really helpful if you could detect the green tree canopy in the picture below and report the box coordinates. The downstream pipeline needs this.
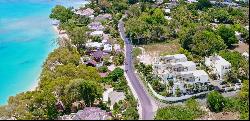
[196,0,212,10]
[64,79,103,107]
[207,91,225,113]
[181,29,227,57]
[217,25,238,47]
[68,27,89,48]
[108,67,124,82]
[49,5,74,23]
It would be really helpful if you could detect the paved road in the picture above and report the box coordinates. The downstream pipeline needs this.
[118,15,154,120]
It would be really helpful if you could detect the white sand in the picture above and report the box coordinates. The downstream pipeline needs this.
[29,79,39,91]
[52,25,69,40]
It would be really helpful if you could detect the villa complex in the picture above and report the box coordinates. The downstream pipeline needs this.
[153,54,212,96]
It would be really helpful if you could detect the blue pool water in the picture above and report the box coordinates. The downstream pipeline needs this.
[0,0,87,105]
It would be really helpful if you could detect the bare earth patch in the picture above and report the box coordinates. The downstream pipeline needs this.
[232,42,249,53]
[136,40,181,65]
[196,112,240,120]
[196,106,240,120]
[140,40,181,57]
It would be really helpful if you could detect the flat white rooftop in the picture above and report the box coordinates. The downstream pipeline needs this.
[180,70,208,76]
[171,61,196,67]
[90,31,104,35]
[209,55,231,65]
[165,54,186,59]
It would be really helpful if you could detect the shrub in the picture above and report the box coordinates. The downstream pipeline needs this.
[207,91,225,113]
[132,47,142,58]
[98,66,108,73]
[155,104,203,120]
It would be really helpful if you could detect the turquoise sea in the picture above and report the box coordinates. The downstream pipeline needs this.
[0,0,86,105]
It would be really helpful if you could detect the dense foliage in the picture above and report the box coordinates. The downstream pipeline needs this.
[208,80,249,120]
[49,5,74,23]
[207,91,225,113]
[217,25,238,47]
[219,50,249,80]
[155,98,204,120]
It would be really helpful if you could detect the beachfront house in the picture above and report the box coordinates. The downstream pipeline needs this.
[95,14,112,21]
[205,55,231,80]
[88,22,105,31]
[52,20,60,26]
[75,8,94,17]
[72,107,112,120]
[90,31,104,37]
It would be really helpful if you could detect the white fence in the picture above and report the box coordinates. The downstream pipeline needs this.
[147,83,210,102]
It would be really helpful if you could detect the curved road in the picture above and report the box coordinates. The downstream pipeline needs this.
[118,15,154,120]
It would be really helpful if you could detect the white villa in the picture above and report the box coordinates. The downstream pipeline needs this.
[154,54,187,64]
[153,54,210,96]
[205,55,231,80]
[171,61,196,72]
[177,70,209,83]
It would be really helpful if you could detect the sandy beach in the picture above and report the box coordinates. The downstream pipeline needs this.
[28,25,70,92]
[52,25,69,40]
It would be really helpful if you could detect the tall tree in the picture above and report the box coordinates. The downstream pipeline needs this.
[68,27,89,48]
[217,25,238,47]
[181,29,227,57]
[207,91,225,113]
[64,79,103,107]
[49,5,74,23]
[196,0,212,10]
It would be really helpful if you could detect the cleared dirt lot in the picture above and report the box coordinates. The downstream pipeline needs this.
[140,39,181,57]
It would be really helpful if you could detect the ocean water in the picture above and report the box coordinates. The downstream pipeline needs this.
[0,0,87,105]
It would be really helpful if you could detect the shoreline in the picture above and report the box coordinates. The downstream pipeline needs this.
[0,0,89,106]
[28,0,89,92]
[29,25,68,92]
